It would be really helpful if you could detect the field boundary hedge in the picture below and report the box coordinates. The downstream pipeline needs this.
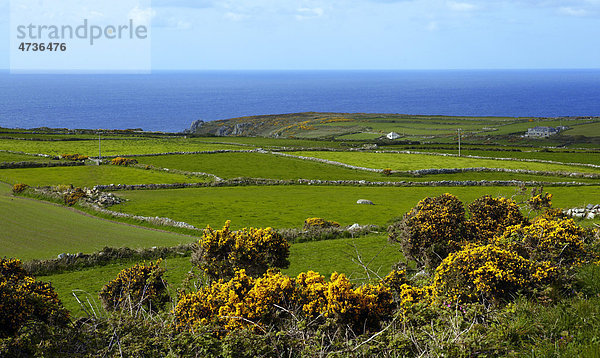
[0,161,84,169]
[0,149,60,159]
[92,178,592,192]
[92,149,255,159]
[24,244,196,276]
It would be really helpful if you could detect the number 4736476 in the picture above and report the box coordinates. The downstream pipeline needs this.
[18,43,66,51]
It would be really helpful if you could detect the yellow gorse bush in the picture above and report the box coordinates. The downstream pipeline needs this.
[12,183,28,194]
[0,258,69,337]
[64,187,86,206]
[174,269,395,334]
[388,193,467,269]
[110,157,138,166]
[99,259,169,312]
[528,192,553,211]
[303,217,341,230]
[467,195,528,243]
[193,221,290,280]
[61,153,89,161]
[431,244,556,304]
[496,217,587,268]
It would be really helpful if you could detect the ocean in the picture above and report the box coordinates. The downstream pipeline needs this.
[0,70,599,132]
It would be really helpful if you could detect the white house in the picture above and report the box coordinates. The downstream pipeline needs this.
[526,126,559,138]
[386,132,401,140]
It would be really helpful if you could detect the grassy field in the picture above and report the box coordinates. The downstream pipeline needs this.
[564,121,600,137]
[286,151,600,173]
[0,138,248,156]
[0,151,62,162]
[416,148,600,165]
[137,152,394,181]
[134,153,600,183]
[109,185,600,230]
[0,165,209,187]
[0,183,196,261]
[42,234,401,316]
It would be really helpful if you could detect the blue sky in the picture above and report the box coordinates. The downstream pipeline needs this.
[1,0,599,70]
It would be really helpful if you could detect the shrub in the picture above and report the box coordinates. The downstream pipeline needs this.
[303,217,341,230]
[467,195,528,243]
[175,269,395,335]
[431,244,555,305]
[528,191,553,212]
[61,153,88,161]
[99,260,169,312]
[12,183,28,194]
[0,258,69,338]
[111,157,138,166]
[64,187,86,206]
[388,193,467,269]
[496,217,588,269]
[304,272,394,331]
[192,221,290,281]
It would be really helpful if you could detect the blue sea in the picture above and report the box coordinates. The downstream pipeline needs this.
[0,70,599,132]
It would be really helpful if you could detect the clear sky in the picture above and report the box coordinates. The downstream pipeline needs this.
[1,0,599,70]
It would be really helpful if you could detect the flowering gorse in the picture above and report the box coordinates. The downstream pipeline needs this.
[303,217,340,230]
[467,195,528,243]
[99,259,169,312]
[192,221,290,280]
[0,258,69,337]
[388,193,467,269]
[174,269,395,334]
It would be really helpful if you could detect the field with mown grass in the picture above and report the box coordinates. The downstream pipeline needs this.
[134,153,600,183]
[0,183,196,260]
[135,152,388,180]
[0,138,248,156]
[410,148,600,165]
[109,185,600,230]
[285,150,600,173]
[0,164,210,187]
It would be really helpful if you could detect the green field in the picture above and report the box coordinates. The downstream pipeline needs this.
[0,138,247,156]
[133,153,600,183]
[109,185,600,230]
[0,165,209,187]
[286,151,600,173]
[42,234,400,316]
[417,148,600,165]
[0,183,196,261]
[0,151,61,163]
[564,121,600,137]
[136,152,393,181]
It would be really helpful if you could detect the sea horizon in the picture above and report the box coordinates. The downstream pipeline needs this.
[1,69,599,132]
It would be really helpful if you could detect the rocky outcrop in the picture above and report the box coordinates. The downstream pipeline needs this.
[214,123,254,136]
[186,120,204,133]
[356,199,374,205]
